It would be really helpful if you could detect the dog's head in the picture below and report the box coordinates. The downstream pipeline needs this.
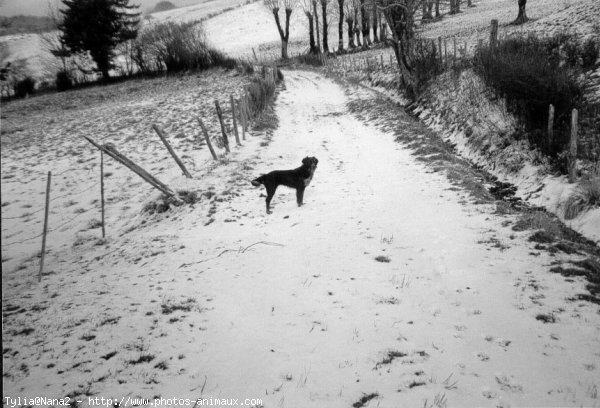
[302,156,319,170]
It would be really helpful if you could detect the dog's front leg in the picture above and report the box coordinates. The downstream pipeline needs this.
[266,186,276,214]
[296,187,305,207]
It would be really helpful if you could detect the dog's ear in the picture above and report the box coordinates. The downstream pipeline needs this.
[302,157,310,165]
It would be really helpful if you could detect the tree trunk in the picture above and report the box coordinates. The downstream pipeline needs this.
[338,0,345,52]
[435,0,440,18]
[321,0,329,53]
[347,17,355,48]
[272,8,289,59]
[354,8,362,47]
[380,17,387,41]
[514,0,528,24]
[306,12,317,53]
[372,7,379,42]
[360,0,371,47]
[313,0,321,53]
[383,5,417,97]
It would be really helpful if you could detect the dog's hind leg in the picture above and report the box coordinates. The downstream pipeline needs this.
[265,185,277,214]
[296,187,305,207]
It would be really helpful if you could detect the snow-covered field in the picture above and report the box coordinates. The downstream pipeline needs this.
[2,1,600,407]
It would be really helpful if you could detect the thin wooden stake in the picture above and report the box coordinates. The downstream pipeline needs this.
[215,100,230,154]
[100,152,105,238]
[438,37,443,64]
[152,125,192,178]
[230,95,241,146]
[568,108,578,183]
[547,104,555,146]
[238,99,246,141]
[38,171,51,283]
[197,118,218,160]
[490,19,499,49]
[453,37,457,66]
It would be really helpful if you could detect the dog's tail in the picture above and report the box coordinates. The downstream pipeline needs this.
[251,175,265,187]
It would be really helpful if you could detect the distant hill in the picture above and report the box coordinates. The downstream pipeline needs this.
[151,1,178,13]
[0,15,55,36]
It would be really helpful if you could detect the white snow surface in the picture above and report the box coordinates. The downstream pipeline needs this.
[3,70,599,408]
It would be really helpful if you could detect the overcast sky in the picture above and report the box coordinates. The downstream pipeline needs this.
[0,0,202,17]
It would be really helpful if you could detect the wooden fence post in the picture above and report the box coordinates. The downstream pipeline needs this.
[490,19,499,49]
[453,37,457,66]
[197,118,218,160]
[237,99,246,141]
[568,108,578,183]
[100,152,105,238]
[444,39,448,65]
[82,136,181,201]
[215,100,230,154]
[39,171,51,283]
[230,95,242,146]
[152,125,192,178]
[547,104,554,146]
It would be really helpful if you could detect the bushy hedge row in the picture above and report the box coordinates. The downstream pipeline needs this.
[473,33,591,156]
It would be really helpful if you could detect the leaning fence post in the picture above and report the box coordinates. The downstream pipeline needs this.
[197,118,218,160]
[230,95,242,146]
[547,104,554,146]
[490,19,499,49]
[38,171,51,283]
[82,136,181,201]
[152,125,192,178]
[214,100,230,154]
[100,152,106,238]
[568,108,578,183]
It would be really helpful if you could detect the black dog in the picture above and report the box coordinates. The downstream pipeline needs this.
[251,157,318,214]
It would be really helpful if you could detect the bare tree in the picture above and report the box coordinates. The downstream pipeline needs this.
[513,0,528,24]
[264,0,296,59]
[376,0,422,95]
[449,0,460,14]
[344,0,358,48]
[301,0,318,53]
[360,0,371,47]
[421,0,433,21]
[372,3,379,42]
[337,0,345,52]
[353,2,362,47]
[313,0,321,52]
[320,0,330,53]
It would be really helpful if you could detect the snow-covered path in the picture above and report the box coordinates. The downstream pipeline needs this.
[171,71,599,407]
[3,70,598,408]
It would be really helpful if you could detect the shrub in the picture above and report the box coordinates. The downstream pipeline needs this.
[132,20,238,73]
[581,38,599,69]
[411,39,443,96]
[295,52,324,67]
[246,76,275,117]
[473,33,584,156]
[13,76,35,98]
[55,70,73,91]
